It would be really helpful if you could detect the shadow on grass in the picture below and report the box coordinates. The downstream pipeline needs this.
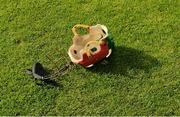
[35,79,63,88]
[89,46,160,78]
[34,71,63,88]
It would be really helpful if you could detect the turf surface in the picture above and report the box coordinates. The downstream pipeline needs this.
[0,0,180,115]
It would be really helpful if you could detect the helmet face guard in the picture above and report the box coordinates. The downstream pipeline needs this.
[68,24,114,68]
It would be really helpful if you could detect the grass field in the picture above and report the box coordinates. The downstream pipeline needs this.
[0,0,180,115]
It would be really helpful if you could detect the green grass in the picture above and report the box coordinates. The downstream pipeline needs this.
[0,0,180,115]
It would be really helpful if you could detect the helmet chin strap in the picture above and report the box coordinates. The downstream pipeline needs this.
[25,61,75,81]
